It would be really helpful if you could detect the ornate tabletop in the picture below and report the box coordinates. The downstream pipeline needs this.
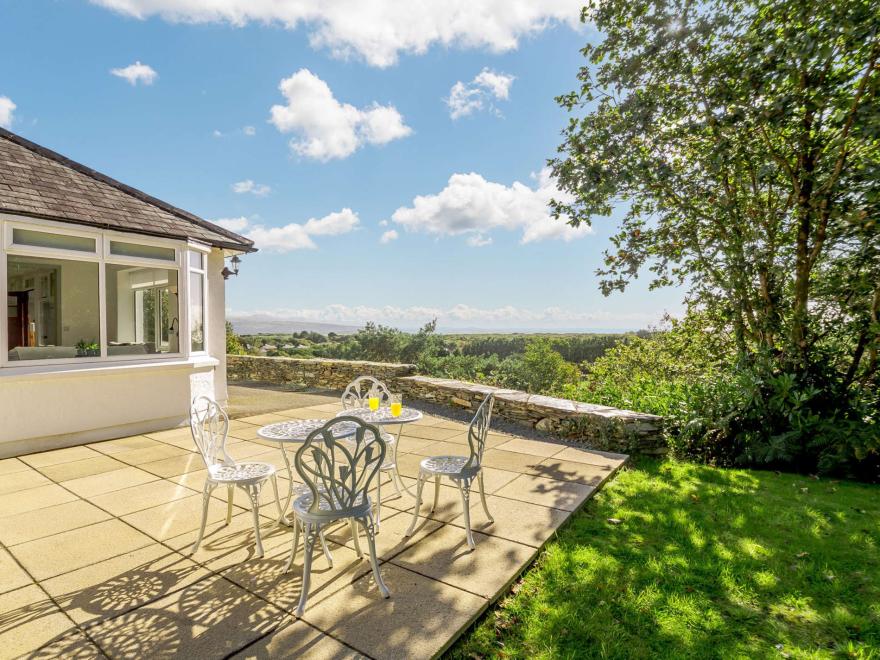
[334,406,423,425]
[257,418,359,443]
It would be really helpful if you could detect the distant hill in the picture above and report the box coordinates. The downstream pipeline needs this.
[227,315,360,335]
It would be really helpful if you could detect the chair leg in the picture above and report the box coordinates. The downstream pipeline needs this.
[391,467,403,497]
[478,471,494,523]
[296,523,316,617]
[431,475,441,513]
[457,479,475,550]
[191,482,215,554]
[350,518,363,557]
[375,469,383,530]
[318,529,333,567]
[285,518,300,572]
[404,472,426,537]
[247,484,264,558]
[360,515,390,599]
[226,484,234,525]
[270,474,283,522]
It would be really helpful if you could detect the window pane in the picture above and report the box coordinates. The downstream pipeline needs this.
[7,255,100,361]
[106,265,180,356]
[12,228,96,253]
[110,241,176,262]
[189,271,205,352]
[188,250,204,269]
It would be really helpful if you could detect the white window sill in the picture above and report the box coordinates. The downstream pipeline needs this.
[0,356,219,382]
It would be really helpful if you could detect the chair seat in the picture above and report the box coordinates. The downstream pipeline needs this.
[293,489,372,522]
[208,461,275,483]
[419,455,478,477]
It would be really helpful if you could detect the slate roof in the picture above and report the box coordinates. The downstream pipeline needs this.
[0,128,255,252]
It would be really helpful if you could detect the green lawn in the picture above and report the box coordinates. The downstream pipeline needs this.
[447,458,880,659]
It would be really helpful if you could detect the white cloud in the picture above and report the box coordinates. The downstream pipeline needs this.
[213,216,250,233]
[466,234,492,247]
[446,68,514,119]
[215,208,360,252]
[232,179,271,196]
[269,69,411,161]
[91,1,582,68]
[0,96,15,128]
[243,125,256,136]
[212,129,223,138]
[391,167,590,245]
[110,61,158,86]
[380,229,399,244]
[228,304,666,331]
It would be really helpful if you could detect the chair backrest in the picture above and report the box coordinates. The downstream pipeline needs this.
[295,417,386,518]
[341,376,392,410]
[464,393,495,470]
[190,396,233,469]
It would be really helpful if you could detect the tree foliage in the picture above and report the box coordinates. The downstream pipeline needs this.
[552,0,879,382]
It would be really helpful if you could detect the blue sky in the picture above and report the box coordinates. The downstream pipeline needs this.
[0,0,684,331]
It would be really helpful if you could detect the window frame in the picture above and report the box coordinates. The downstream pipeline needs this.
[186,244,210,356]
[0,214,206,370]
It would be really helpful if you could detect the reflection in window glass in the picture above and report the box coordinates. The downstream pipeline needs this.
[109,241,176,262]
[6,255,100,361]
[188,250,204,269]
[106,265,180,356]
[189,271,205,352]
[12,228,96,253]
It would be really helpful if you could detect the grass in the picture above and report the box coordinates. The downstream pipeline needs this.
[447,458,880,659]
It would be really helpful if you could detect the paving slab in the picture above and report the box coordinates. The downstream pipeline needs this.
[0,547,33,595]
[0,584,79,659]
[89,479,199,517]
[0,468,52,495]
[232,620,365,659]
[494,473,595,511]
[0,483,78,517]
[61,465,160,499]
[9,518,156,581]
[36,455,129,483]
[0,457,30,475]
[302,563,486,660]
[389,524,537,599]
[1,499,111,546]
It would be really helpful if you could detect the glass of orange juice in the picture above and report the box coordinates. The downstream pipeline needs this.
[389,394,402,418]
[368,392,380,411]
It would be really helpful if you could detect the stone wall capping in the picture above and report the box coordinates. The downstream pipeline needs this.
[227,356,665,454]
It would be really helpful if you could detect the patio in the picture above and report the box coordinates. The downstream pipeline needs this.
[0,390,627,659]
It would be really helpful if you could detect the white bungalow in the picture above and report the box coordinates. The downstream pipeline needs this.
[0,129,255,457]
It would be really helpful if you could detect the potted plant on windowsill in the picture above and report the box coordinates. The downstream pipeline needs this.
[76,340,100,357]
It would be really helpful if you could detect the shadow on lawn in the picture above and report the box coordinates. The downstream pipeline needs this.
[447,458,880,659]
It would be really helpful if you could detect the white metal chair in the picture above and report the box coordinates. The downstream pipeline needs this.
[189,396,282,558]
[285,416,390,617]
[405,393,495,549]
[341,376,405,526]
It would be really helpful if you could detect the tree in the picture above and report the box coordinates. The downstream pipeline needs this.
[225,321,244,355]
[551,0,880,386]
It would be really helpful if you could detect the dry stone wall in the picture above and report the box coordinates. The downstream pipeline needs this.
[227,356,665,454]
[226,355,416,391]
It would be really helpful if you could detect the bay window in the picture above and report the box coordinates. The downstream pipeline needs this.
[2,217,211,367]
